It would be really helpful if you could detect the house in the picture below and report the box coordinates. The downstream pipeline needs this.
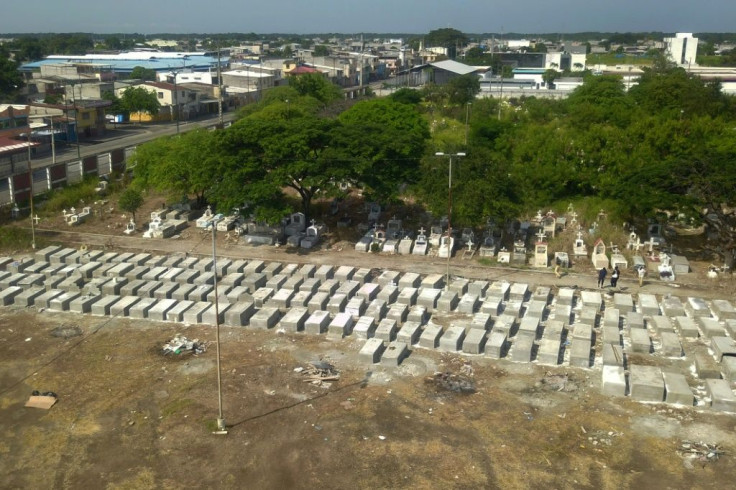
[408,60,480,86]
[117,81,201,123]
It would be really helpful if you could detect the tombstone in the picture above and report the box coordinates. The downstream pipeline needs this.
[479,229,497,257]
[626,230,641,251]
[412,228,428,256]
[496,247,510,264]
[429,225,443,248]
[658,253,675,281]
[398,234,414,255]
[542,211,557,238]
[591,238,609,269]
[196,205,215,228]
[386,216,403,239]
[533,230,548,268]
[300,220,322,249]
[437,235,454,259]
[284,212,306,236]
[367,202,381,222]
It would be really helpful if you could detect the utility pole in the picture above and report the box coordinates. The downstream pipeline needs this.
[217,43,224,128]
[211,218,227,435]
[435,152,466,290]
[26,128,36,249]
[70,81,81,160]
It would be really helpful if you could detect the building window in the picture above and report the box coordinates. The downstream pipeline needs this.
[82,113,90,120]
[158,92,164,99]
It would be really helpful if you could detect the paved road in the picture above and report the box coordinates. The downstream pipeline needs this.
[31,112,238,168]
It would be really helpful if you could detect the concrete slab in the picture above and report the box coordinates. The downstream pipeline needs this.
[532,286,551,304]
[705,379,736,412]
[569,339,592,368]
[129,298,157,319]
[327,312,354,339]
[440,326,466,352]
[147,299,177,321]
[315,265,334,281]
[182,302,212,324]
[353,316,376,339]
[417,288,442,309]
[172,284,196,301]
[364,299,388,322]
[613,293,635,313]
[580,290,602,310]
[662,371,694,406]
[305,310,330,334]
[317,279,340,296]
[297,264,316,278]
[396,321,422,345]
[249,307,281,329]
[511,335,534,362]
[353,268,371,284]
[374,318,398,342]
[436,291,459,312]
[200,303,230,325]
[344,297,366,319]
[289,290,312,308]
[629,365,664,402]
[686,297,711,318]
[699,317,726,338]
[727,320,736,338]
[265,274,288,291]
[377,270,399,286]
[542,321,565,342]
[480,297,502,317]
[449,278,469,296]
[359,338,385,363]
[517,316,540,339]
[33,289,64,309]
[712,300,736,321]
[48,291,80,311]
[493,314,517,336]
[602,344,624,367]
[242,272,267,292]
[407,305,428,325]
[68,294,100,314]
[626,311,645,330]
[0,286,23,305]
[419,323,443,349]
[556,288,576,306]
[299,277,322,295]
[673,316,699,338]
[503,301,523,319]
[279,306,309,332]
[509,283,528,301]
[629,328,652,353]
[601,365,627,397]
[35,245,63,263]
[90,295,121,316]
[187,285,213,302]
[602,326,621,346]
[251,287,275,308]
[381,341,409,366]
[662,296,686,317]
[571,324,594,343]
[603,308,620,328]
[550,305,572,325]
[420,274,444,290]
[693,347,722,379]
[376,284,399,304]
[660,331,683,357]
[386,303,408,323]
[270,289,295,311]
[537,338,561,365]
[326,293,348,314]
[165,300,194,322]
[260,260,281,278]
[175,269,200,285]
[485,331,508,359]
[470,312,491,331]
[711,336,736,362]
[13,286,46,307]
[638,294,660,316]
[334,265,355,282]
[224,301,256,326]
[650,316,675,334]
[110,296,141,317]
[307,292,330,314]
[225,286,251,304]
[336,280,360,298]
[153,282,179,300]
[468,280,489,298]
[722,357,736,382]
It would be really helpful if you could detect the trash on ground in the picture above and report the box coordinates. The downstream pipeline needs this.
[296,360,340,385]
[425,371,476,394]
[162,334,207,356]
[678,441,725,465]
[25,391,58,410]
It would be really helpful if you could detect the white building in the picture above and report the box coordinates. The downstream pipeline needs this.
[665,33,698,67]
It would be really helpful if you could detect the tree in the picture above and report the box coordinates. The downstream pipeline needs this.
[102,91,125,116]
[0,56,23,102]
[334,98,430,202]
[313,45,330,57]
[131,130,221,208]
[389,88,423,105]
[288,73,342,104]
[119,86,161,123]
[129,66,157,81]
[425,28,469,50]
[542,69,558,88]
[118,188,144,223]
[445,74,480,105]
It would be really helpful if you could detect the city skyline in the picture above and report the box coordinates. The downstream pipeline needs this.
[2,0,735,36]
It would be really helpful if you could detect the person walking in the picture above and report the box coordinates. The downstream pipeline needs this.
[611,266,620,288]
[638,266,646,287]
[597,267,607,288]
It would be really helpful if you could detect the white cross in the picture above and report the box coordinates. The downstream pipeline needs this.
[418,227,426,236]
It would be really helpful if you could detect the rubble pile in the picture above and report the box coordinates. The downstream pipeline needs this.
[294,360,340,386]
[162,335,207,356]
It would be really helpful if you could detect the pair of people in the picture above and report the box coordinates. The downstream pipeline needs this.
[597,266,620,288]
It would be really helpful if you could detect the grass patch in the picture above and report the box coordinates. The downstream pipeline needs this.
[0,226,47,253]
[40,177,100,215]
[161,398,193,418]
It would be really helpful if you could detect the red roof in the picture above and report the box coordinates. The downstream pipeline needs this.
[0,136,39,155]
[288,66,319,75]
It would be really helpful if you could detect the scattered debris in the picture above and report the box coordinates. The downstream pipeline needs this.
[162,335,207,356]
[50,325,83,339]
[678,441,725,466]
[25,391,58,410]
[295,360,340,386]
[425,371,476,394]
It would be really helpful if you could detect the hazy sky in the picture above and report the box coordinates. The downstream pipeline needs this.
[2,0,734,34]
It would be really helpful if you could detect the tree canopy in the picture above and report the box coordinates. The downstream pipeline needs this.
[120,86,161,123]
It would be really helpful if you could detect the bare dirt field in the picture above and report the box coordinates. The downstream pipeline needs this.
[2,202,736,489]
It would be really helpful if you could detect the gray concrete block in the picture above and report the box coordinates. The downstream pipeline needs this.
[328,312,354,339]
[461,328,486,354]
[35,245,63,263]
[0,286,23,305]
[315,265,334,281]
[603,308,620,328]
[407,305,428,325]
[308,292,330,313]
[705,379,736,412]
[377,269,399,286]
[201,303,230,325]
[449,278,469,296]
[125,266,150,281]
[305,310,330,334]
[580,290,602,310]
[364,299,388,322]
[344,297,366,319]
[468,280,489,298]
[374,318,398,342]
[493,314,517,336]
[626,312,645,330]
[299,278,322,295]
[224,301,256,326]
[436,290,459,312]
[376,284,398,304]
[440,326,466,352]
[352,268,371,284]
[532,286,551,304]
[457,293,480,314]
[712,300,736,321]
[327,293,348,314]
[662,296,686,317]
[556,288,576,306]
[265,274,288,290]
[317,279,340,295]
[662,371,694,406]
[69,294,100,314]
[250,307,281,329]
[537,338,561,365]
[419,323,443,349]
[509,283,528,301]
[34,289,64,309]
[183,302,212,324]
[172,284,196,301]
[359,338,385,363]
[480,297,502,317]
[334,265,355,282]
[524,300,546,320]
[517,316,540,339]
[638,293,660,316]
[511,335,534,362]
[129,298,157,319]
[187,285,213,302]
[686,297,711,318]
[381,341,409,366]
[629,364,664,402]
[569,339,592,368]
[396,321,422,345]
[147,299,178,321]
[693,347,722,379]
[699,317,726,338]
[485,331,508,359]
[602,326,621,346]
[13,286,46,307]
[503,301,523,319]
[602,344,624,367]
[613,293,635,313]
[420,274,444,290]
[353,316,376,339]
[336,280,360,298]
[110,296,141,317]
[711,336,736,362]
[270,289,295,312]
[91,295,121,316]
[601,365,627,397]
[650,316,675,334]
[470,312,491,331]
[175,269,200,285]
[166,300,195,322]
[629,328,652,353]
[49,291,80,311]
[660,331,683,357]
[542,321,565,342]
[279,306,309,332]
[722,357,736,382]
[289,290,312,308]
[386,303,408,323]
[251,287,274,308]
[297,264,316,278]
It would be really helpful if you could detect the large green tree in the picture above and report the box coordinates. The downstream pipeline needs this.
[120,86,161,123]
[0,56,23,102]
[129,66,157,81]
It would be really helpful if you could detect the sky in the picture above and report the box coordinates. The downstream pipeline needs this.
[2,0,735,35]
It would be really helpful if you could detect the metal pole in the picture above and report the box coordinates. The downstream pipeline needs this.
[71,83,81,160]
[211,221,226,433]
[446,155,452,290]
[464,102,470,146]
[174,73,180,134]
[27,130,35,249]
[217,44,224,128]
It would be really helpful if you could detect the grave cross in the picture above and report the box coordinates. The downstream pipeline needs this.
[536,229,546,242]
[310,219,317,227]
[418,227,426,236]
[569,211,578,223]
[32,214,40,225]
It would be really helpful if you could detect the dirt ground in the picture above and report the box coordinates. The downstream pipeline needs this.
[2,307,736,490]
[2,199,736,489]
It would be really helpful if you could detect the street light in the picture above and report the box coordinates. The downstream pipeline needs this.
[26,129,36,249]
[210,218,227,434]
[435,152,466,290]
